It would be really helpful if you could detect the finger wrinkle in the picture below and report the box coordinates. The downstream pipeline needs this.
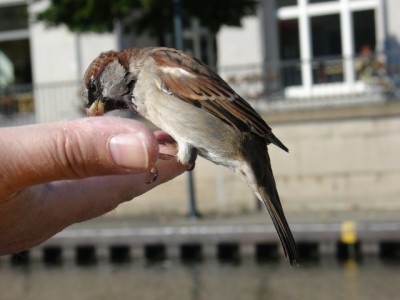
[54,127,89,179]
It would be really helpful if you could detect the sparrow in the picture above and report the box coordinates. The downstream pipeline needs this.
[82,47,299,265]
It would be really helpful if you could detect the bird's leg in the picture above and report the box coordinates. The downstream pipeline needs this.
[147,167,158,184]
[146,153,176,184]
[158,153,176,160]
[157,132,177,145]
[147,132,177,184]
[157,134,178,161]
[147,135,197,184]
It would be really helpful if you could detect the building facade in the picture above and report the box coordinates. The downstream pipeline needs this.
[1,0,400,123]
[0,0,399,215]
[219,0,400,104]
[0,0,117,123]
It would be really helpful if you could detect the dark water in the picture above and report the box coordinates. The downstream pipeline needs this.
[1,258,400,300]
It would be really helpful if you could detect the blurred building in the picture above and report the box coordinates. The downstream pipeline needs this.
[0,0,399,215]
[0,0,399,121]
[218,0,400,105]
[0,0,117,122]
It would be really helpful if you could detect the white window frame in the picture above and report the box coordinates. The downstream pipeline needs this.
[277,0,385,98]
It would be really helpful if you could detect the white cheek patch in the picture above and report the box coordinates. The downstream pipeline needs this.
[161,66,197,78]
[100,61,127,98]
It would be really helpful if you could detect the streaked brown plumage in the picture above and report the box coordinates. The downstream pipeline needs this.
[82,47,299,265]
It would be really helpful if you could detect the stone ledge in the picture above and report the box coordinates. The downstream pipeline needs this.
[260,101,400,124]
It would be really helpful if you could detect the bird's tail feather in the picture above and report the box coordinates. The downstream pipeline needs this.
[250,150,299,266]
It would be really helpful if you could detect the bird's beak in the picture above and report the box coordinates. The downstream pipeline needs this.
[86,99,105,116]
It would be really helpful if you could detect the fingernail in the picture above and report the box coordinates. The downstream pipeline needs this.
[109,133,149,170]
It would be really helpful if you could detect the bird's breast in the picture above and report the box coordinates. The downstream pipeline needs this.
[134,65,242,168]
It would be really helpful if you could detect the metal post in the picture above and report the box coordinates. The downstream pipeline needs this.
[255,197,263,211]
[173,0,184,50]
[187,171,200,218]
[75,33,82,79]
[172,0,201,219]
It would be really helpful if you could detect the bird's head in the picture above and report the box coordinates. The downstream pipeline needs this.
[82,50,139,116]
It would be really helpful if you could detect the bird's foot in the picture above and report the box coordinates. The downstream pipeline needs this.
[147,167,158,184]
[147,133,198,184]
[158,153,176,161]
[146,132,177,184]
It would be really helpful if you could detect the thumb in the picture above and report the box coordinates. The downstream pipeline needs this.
[0,117,160,199]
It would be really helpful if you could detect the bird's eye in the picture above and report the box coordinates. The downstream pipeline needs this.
[89,82,97,94]
[127,80,136,92]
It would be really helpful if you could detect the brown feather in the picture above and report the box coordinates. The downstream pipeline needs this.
[83,49,137,87]
[150,48,288,152]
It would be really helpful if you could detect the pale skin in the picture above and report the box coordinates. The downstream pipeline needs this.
[0,116,186,255]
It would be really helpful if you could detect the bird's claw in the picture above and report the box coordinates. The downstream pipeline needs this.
[147,167,158,184]
[147,138,197,183]
[146,152,175,184]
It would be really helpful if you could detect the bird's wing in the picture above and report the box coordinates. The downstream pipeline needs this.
[151,48,288,152]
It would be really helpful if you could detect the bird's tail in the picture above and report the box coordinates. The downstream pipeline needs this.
[247,149,299,266]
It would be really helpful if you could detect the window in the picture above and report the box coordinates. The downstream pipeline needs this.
[309,0,337,3]
[0,39,31,85]
[311,14,342,58]
[275,0,383,97]
[278,19,301,87]
[276,0,297,8]
[311,14,343,84]
[0,3,32,115]
[0,4,31,86]
[0,4,28,31]
[353,10,376,55]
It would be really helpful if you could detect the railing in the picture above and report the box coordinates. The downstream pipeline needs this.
[219,52,400,110]
[0,81,83,127]
[1,52,400,127]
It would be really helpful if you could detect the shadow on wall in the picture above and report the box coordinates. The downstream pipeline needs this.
[385,35,400,74]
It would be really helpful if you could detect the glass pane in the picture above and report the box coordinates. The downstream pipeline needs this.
[0,39,32,116]
[276,0,297,9]
[279,19,300,60]
[353,10,376,55]
[311,14,342,57]
[353,10,379,82]
[309,0,337,3]
[278,19,302,87]
[311,14,343,84]
[0,39,32,85]
[0,4,28,31]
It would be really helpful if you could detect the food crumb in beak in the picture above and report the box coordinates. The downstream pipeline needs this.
[87,100,105,116]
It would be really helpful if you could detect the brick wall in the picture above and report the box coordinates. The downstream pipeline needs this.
[109,102,400,217]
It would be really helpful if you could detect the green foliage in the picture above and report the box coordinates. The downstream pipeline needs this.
[37,0,138,33]
[37,0,258,35]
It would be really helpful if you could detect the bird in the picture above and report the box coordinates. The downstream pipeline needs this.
[82,47,299,265]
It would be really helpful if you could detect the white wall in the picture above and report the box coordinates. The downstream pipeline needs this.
[216,15,265,100]
[29,0,117,84]
[110,107,400,217]
[0,0,24,6]
[216,16,263,68]
[384,0,400,50]
[28,0,117,122]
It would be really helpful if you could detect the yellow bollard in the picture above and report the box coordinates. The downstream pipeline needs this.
[341,220,358,260]
[341,221,357,245]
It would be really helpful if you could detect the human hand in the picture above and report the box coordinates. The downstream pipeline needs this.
[0,117,186,255]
